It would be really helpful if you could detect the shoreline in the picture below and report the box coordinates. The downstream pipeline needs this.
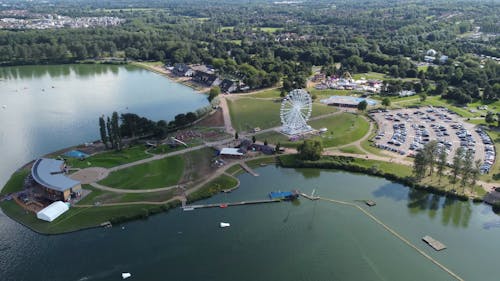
[129,61,210,94]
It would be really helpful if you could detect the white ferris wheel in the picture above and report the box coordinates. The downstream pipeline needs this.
[280,89,313,135]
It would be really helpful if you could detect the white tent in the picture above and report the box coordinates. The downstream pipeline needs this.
[36,201,69,222]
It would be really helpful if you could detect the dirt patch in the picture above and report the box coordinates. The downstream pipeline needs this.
[197,108,225,127]
[70,168,109,184]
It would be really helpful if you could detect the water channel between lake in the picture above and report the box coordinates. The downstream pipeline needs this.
[1,165,499,280]
[0,64,499,281]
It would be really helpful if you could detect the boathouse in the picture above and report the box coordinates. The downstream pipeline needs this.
[31,158,82,202]
[269,191,299,200]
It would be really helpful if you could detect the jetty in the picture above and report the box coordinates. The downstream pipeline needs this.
[422,235,446,251]
[239,162,259,176]
[182,199,281,210]
[299,191,320,200]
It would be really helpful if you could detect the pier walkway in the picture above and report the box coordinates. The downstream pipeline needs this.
[183,199,281,210]
[239,162,259,176]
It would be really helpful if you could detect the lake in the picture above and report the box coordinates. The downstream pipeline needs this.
[1,165,499,281]
[0,64,208,188]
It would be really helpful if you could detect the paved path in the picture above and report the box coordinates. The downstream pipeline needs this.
[89,182,182,194]
[219,96,235,134]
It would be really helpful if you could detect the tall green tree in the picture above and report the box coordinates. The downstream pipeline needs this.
[208,86,221,102]
[461,149,474,188]
[357,100,368,111]
[111,111,122,151]
[423,141,438,176]
[381,97,391,107]
[451,147,464,184]
[436,148,447,183]
[106,116,114,150]
[99,116,108,149]
[297,140,323,161]
[413,149,427,181]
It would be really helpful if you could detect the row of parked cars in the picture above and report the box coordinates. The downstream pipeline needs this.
[476,128,496,174]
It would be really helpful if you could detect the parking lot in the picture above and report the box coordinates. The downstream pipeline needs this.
[370,106,496,174]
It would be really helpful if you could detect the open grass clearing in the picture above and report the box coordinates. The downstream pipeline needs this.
[252,27,283,33]
[99,155,184,190]
[187,174,239,202]
[0,168,29,195]
[338,145,366,155]
[0,200,173,234]
[255,113,369,148]
[66,145,152,169]
[308,88,354,99]
[352,72,386,80]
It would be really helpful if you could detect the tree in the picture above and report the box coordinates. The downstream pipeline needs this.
[297,140,323,161]
[106,116,114,150]
[111,111,122,151]
[234,132,239,140]
[275,142,281,153]
[419,93,427,102]
[208,86,220,102]
[436,147,447,183]
[470,160,481,187]
[381,97,391,107]
[357,100,368,111]
[461,149,474,188]
[264,139,268,146]
[99,116,108,149]
[413,149,427,181]
[423,141,438,176]
[451,147,464,184]
[252,136,256,143]
[485,111,495,124]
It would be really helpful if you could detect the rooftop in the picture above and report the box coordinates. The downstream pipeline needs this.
[31,158,80,192]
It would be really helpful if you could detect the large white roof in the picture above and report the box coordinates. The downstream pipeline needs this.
[220,148,244,156]
[36,201,69,222]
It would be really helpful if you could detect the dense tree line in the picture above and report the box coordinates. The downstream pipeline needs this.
[0,0,498,97]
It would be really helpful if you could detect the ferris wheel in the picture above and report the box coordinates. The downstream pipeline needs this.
[280,89,313,135]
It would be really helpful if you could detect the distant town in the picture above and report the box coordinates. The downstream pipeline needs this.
[0,10,124,29]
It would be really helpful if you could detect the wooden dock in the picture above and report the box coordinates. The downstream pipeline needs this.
[422,235,447,251]
[239,162,259,176]
[182,199,281,210]
[299,192,320,200]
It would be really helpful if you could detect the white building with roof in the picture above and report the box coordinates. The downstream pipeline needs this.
[31,158,81,201]
[36,201,69,222]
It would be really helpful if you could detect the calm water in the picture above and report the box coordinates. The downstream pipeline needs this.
[1,166,500,281]
[0,64,208,188]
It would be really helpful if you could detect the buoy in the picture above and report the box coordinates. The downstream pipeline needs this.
[122,272,131,279]
[220,222,230,228]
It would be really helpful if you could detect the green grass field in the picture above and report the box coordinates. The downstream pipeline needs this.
[187,174,239,202]
[99,155,184,190]
[66,145,152,169]
[252,27,283,33]
[228,97,339,132]
[0,168,30,195]
[250,89,282,98]
[339,145,366,154]
[352,72,386,80]
[0,200,175,234]
[256,113,369,148]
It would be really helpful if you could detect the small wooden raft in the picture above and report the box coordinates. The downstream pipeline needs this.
[422,235,446,251]
[365,200,376,207]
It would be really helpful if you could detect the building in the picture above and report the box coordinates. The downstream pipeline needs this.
[36,201,69,222]
[219,79,238,93]
[320,95,378,108]
[219,148,244,158]
[31,158,82,202]
[172,63,193,77]
[439,55,449,64]
[192,71,221,87]
[269,191,299,200]
[424,55,436,63]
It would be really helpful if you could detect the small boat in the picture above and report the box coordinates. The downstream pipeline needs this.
[219,204,228,208]
[220,222,230,228]
[122,272,132,279]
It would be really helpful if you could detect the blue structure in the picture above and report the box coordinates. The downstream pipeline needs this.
[64,150,89,159]
[269,191,299,200]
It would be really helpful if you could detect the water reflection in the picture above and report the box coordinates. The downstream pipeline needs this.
[406,188,472,228]
[295,168,321,179]
[0,64,125,80]
[372,183,408,201]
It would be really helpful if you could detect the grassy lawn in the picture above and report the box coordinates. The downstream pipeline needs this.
[308,88,354,99]
[417,65,429,72]
[252,27,283,33]
[228,97,282,132]
[225,164,243,175]
[0,200,174,234]
[256,113,369,148]
[99,155,184,190]
[250,89,282,98]
[77,185,177,205]
[0,168,30,195]
[66,145,152,169]
[245,156,277,168]
[339,145,366,155]
[349,157,413,177]
[352,72,386,80]
[220,26,235,31]
[187,174,239,202]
